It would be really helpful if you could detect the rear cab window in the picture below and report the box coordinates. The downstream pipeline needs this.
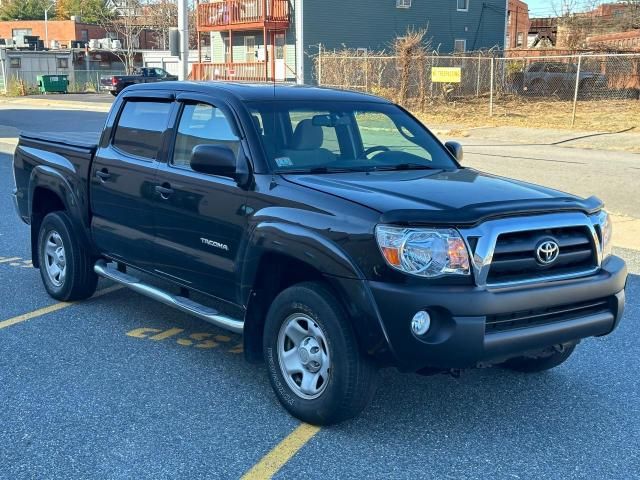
[112,100,172,159]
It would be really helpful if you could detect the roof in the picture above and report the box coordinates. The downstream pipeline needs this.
[127,81,391,103]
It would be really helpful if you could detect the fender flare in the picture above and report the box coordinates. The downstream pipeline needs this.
[28,164,93,257]
[240,221,392,363]
[240,221,366,301]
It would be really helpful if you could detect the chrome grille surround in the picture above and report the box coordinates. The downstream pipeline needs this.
[458,212,605,289]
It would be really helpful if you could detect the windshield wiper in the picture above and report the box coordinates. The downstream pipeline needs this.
[278,166,364,174]
[372,163,438,171]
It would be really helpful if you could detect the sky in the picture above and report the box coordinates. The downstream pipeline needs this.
[525,0,606,17]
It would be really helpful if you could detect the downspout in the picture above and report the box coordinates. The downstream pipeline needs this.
[295,0,304,84]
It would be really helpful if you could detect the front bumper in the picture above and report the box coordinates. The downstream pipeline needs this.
[368,255,627,371]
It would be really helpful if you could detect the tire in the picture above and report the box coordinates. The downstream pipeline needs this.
[502,343,576,373]
[263,281,379,425]
[110,91,118,97]
[37,211,98,302]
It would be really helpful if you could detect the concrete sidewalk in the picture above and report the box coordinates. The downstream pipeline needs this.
[432,124,640,154]
[1,95,112,112]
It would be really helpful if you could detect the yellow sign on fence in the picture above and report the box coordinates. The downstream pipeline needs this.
[431,67,462,83]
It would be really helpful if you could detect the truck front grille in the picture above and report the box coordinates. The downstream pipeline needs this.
[486,226,597,285]
[485,298,611,333]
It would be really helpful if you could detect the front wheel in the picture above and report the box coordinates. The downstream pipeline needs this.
[37,211,98,301]
[502,343,576,373]
[263,282,379,425]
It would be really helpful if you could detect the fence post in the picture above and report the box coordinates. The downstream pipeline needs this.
[489,56,494,116]
[571,54,583,128]
[317,43,322,85]
[364,51,369,92]
[476,53,481,97]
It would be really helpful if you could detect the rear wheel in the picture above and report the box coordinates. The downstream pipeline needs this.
[37,211,98,301]
[502,343,576,373]
[263,282,379,425]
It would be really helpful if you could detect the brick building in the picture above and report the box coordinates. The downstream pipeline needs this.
[0,18,157,49]
[506,0,530,48]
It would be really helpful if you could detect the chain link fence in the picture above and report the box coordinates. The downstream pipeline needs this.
[1,69,125,95]
[316,51,640,130]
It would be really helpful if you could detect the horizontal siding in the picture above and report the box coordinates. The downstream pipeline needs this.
[302,0,506,80]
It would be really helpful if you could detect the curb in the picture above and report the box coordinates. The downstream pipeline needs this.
[1,97,111,112]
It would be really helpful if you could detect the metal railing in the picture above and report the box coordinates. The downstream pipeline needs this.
[316,50,640,128]
[197,0,290,29]
[192,62,268,81]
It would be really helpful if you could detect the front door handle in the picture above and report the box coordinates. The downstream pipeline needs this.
[95,169,111,181]
[155,184,174,199]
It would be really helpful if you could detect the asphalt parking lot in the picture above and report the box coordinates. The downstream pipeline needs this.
[1,106,639,479]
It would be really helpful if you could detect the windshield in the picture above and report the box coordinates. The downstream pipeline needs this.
[244,101,457,173]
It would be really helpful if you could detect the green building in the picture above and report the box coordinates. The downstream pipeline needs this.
[194,0,507,83]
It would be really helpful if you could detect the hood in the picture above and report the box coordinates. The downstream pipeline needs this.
[283,168,601,226]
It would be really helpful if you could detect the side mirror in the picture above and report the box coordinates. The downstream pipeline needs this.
[445,141,463,163]
[190,144,237,178]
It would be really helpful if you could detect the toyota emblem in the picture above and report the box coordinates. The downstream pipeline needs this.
[536,240,560,265]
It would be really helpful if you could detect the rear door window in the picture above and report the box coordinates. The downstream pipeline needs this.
[112,100,172,159]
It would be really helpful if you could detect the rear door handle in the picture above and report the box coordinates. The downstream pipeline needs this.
[155,184,174,199]
[95,169,111,181]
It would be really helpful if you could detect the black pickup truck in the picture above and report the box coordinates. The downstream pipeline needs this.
[12,83,627,425]
[100,67,178,96]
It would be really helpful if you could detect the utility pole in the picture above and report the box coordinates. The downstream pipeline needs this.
[177,0,189,80]
[44,2,55,48]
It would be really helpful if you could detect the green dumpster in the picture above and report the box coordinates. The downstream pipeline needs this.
[37,74,69,94]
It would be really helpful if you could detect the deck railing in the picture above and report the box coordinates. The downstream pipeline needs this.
[197,0,290,29]
[192,62,270,81]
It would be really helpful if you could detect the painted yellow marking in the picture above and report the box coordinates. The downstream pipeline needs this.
[149,327,184,341]
[241,423,321,480]
[0,285,123,331]
[0,257,21,264]
[126,327,163,338]
[229,344,244,354]
[215,335,231,342]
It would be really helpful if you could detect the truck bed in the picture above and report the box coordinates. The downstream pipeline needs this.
[13,132,99,226]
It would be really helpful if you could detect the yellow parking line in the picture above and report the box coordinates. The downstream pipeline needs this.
[241,423,321,479]
[0,285,123,330]
[0,257,21,264]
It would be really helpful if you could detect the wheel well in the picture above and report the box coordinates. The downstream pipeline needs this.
[30,187,65,267]
[243,253,326,363]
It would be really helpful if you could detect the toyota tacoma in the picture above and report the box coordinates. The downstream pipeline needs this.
[11,83,627,425]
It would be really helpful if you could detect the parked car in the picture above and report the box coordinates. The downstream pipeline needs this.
[522,61,607,97]
[11,83,627,425]
[100,67,178,96]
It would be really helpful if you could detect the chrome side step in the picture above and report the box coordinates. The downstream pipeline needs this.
[94,260,244,334]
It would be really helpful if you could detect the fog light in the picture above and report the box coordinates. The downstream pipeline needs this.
[411,311,431,336]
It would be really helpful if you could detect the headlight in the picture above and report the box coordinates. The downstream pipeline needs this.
[599,210,613,260]
[375,225,470,278]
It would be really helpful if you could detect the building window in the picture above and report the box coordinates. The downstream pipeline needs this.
[507,12,511,25]
[454,39,466,52]
[9,57,21,68]
[516,32,524,47]
[57,58,69,69]
[396,0,411,8]
[457,0,469,11]
[245,36,256,62]
[81,30,89,42]
[12,28,32,38]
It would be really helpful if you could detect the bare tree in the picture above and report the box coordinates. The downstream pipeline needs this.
[146,0,177,49]
[100,0,151,73]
